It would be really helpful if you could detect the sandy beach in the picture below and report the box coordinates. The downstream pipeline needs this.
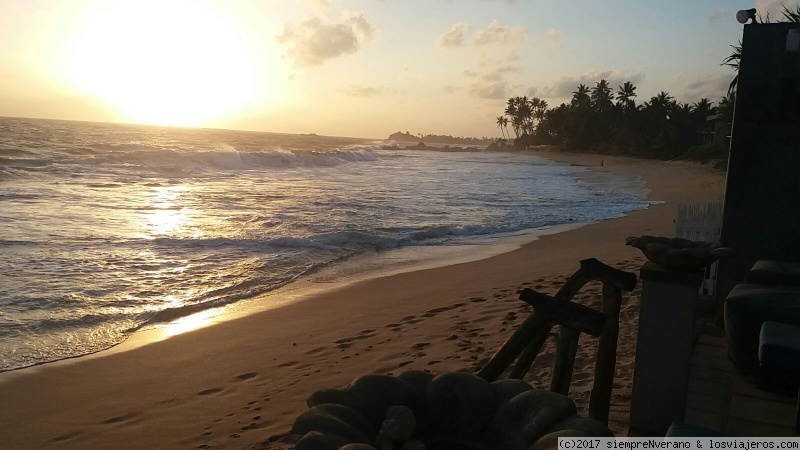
[0,151,726,449]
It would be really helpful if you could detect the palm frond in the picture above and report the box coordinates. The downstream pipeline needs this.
[782,5,800,22]
[728,75,739,96]
[721,42,742,71]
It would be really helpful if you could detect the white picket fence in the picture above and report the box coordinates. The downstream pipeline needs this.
[674,201,724,297]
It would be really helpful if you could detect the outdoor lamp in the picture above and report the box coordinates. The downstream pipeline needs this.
[736,8,757,24]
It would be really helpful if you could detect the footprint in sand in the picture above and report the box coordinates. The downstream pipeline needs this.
[304,347,327,356]
[198,388,223,396]
[101,412,138,425]
[236,372,257,381]
[154,397,180,407]
[50,432,81,442]
[275,360,299,368]
[469,297,487,303]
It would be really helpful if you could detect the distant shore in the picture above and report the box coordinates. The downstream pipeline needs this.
[381,141,486,152]
[0,151,726,449]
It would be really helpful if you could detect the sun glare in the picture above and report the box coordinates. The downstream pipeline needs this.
[66,0,262,127]
[141,185,194,238]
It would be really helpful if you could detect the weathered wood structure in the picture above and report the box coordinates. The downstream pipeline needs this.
[477,258,637,425]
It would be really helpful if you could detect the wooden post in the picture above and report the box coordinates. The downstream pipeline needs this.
[550,327,580,395]
[589,284,623,425]
[550,259,636,395]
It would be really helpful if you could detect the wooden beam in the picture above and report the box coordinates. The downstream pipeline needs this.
[518,289,606,336]
[579,258,638,291]
[477,312,552,381]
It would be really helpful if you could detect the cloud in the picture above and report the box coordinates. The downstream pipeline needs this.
[344,84,383,97]
[682,73,731,102]
[755,0,800,20]
[541,69,645,99]
[443,85,461,94]
[668,73,685,87]
[438,21,526,49]
[708,9,729,23]
[526,86,539,97]
[469,81,512,99]
[462,52,522,100]
[277,11,375,66]
[438,23,468,48]
[545,28,561,46]
[482,64,521,82]
[470,21,526,46]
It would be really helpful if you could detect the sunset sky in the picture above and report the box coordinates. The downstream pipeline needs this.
[0,0,796,139]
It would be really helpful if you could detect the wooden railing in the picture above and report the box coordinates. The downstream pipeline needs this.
[477,258,637,426]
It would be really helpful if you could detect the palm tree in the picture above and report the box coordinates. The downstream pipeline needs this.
[504,98,519,137]
[501,117,511,138]
[718,93,736,127]
[590,79,613,112]
[648,91,675,112]
[722,41,742,95]
[496,116,507,139]
[616,82,637,110]
[692,98,715,118]
[530,97,548,122]
[516,96,533,135]
[571,84,591,109]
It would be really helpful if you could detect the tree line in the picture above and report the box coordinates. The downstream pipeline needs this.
[494,81,734,161]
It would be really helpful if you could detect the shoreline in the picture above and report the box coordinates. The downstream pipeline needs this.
[0,151,726,449]
[0,151,643,374]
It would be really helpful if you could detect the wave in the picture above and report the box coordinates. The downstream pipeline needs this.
[0,147,37,157]
[6,146,382,178]
[0,156,53,167]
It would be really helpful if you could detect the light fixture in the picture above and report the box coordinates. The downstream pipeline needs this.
[736,8,757,24]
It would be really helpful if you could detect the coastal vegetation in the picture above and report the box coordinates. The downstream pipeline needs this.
[492,84,732,166]
[388,131,494,146]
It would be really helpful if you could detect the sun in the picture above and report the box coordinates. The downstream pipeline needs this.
[66,0,262,127]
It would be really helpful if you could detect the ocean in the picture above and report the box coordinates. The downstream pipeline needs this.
[0,117,649,371]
